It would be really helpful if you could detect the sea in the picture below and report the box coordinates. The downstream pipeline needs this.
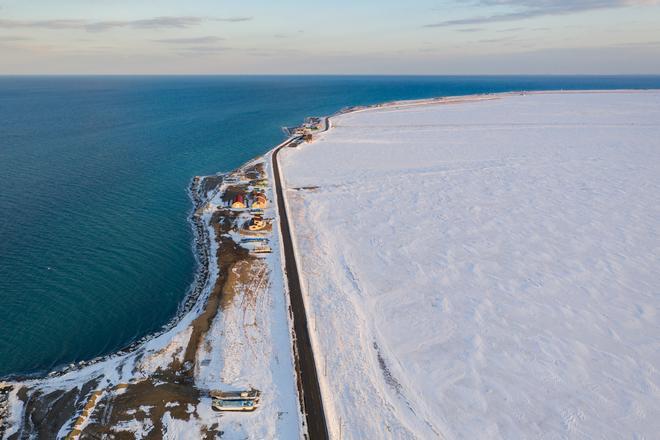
[1,75,659,378]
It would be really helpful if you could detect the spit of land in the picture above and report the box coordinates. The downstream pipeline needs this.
[0,157,302,439]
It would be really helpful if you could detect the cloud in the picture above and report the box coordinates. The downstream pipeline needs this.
[176,45,232,54]
[154,36,225,44]
[0,19,87,30]
[217,17,253,23]
[478,37,511,43]
[0,35,31,41]
[86,16,205,32]
[425,0,660,27]
[614,39,660,47]
[0,16,253,32]
[174,45,304,58]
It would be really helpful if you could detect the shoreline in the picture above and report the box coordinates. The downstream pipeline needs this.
[1,88,658,437]
[1,177,213,383]
[3,87,657,383]
[1,153,300,438]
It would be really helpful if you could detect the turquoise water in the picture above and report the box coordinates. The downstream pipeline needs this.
[1,75,659,378]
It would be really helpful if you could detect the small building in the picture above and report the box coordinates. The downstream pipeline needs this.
[251,245,272,254]
[252,193,268,209]
[248,216,266,231]
[231,194,246,209]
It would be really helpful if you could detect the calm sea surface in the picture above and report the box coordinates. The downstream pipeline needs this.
[1,75,659,377]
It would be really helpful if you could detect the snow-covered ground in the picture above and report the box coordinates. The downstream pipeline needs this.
[279,91,660,439]
[193,155,302,439]
[1,156,302,439]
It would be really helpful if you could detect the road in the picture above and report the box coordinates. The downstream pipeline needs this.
[272,125,330,439]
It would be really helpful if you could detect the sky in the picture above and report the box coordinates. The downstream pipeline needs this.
[1,0,660,74]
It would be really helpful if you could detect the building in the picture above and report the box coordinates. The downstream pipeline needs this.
[251,192,268,209]
[231,194,246,209]
[248,216,267,231]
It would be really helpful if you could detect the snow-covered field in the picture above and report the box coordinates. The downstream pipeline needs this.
[279,91,660,439]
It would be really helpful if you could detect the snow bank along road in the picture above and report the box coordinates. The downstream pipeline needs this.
[279,91,660,439]
[273,135,330,440]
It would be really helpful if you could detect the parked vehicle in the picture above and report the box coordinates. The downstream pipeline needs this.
[210,389,261,412]
[241,237,269,243]
[210,389,261,400]
[212,398,259,412]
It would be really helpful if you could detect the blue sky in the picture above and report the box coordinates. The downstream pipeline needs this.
[1,0,659,74]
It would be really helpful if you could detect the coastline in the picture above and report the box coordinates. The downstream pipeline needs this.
[3,87,654,383]
[1,150,302,438]
[2,88,658,438]
[0,177,213,383]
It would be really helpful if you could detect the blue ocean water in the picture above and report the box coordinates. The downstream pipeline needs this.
[1,75,659,378]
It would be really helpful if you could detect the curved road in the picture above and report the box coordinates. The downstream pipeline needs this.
[272,121,330,439]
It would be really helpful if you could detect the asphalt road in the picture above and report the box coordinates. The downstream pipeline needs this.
[272,132,330,440]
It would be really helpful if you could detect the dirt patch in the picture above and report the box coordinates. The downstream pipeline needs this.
[373,341,402,394]
[183,235,249,367]
[9,383,90,440]
[244,163,265,181]
[82,379,200,439]
[212,209,236,234]
[293,186,320,191]
[201,175,223,195]
[221,259,267,310]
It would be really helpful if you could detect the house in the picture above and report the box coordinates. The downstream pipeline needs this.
[251,192,268,209]
[231,194,246,209]
[248,216,266,231]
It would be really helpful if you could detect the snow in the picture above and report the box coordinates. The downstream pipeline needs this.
[114,417,154,437]
[162,411,198,439]
[1,387,23,439]
[194,154,302,439]
[3,155,303,439]
[279,91,660,439]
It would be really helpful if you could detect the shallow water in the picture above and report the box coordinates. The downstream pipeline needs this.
[1,75,659,377]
